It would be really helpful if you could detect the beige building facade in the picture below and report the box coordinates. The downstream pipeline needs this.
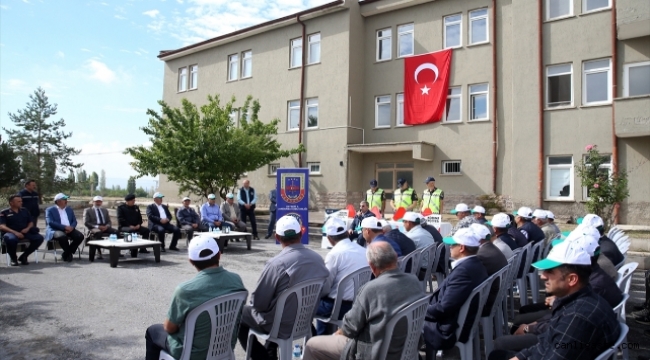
[156,0,650,224]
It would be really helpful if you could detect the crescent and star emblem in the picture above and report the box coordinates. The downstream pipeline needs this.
[414,62,439,95]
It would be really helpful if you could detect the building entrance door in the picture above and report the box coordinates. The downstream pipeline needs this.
[376,163,413,213]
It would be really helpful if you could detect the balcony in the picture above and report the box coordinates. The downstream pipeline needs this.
[617,0,650,40]
[614,96,650,137]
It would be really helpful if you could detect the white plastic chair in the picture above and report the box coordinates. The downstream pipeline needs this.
[245,278,325,360]
[419,243,437,292]
[594,323,629,360]
[398,249,421,277]
[525,241,545,304]
[314,267,372,329]
[612,294,631,360]
[41,238,81,263]
[616,262,638,294]
[505,247,525,321]
[1,233,39,266]
[377,296,429,360]
[614,255,627,271]
[428,243,447,292]
[160,290,249,360]
[479,265,510,356]
[515,243,533,306]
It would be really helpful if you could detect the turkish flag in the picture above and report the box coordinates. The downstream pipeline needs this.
[404,49,453,125]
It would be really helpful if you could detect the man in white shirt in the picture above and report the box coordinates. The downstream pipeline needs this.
[402,211,435,280]
[315,217,368,336]
[44,193,85,262]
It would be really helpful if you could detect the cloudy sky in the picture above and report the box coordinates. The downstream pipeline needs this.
[0,0,330,188]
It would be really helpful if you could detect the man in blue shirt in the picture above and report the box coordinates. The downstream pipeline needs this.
[18,179,40,223]
[200,194,229,230]
[238,180,259,239]
[0,194,44,266]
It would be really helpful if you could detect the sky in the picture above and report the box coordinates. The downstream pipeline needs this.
[0,0,330,189]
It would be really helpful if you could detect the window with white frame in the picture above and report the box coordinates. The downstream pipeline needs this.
[469,83,489,120]
[376,28,392,61]
[288,100,300,131]
[582,155,612,199]
[396,93,406,126]
[228,54,239,81]
[547,0,573,20]
[547,156,573,199]
[375,95,391,128]
[583,58,611,105]
[623,62,650,97]
[241,51,252,78]
[178,67,188,92]
[469,8,489,45]
[268,164,280,175]
[583,0,610,13]
[308,162,321,174]
[546,63,573,108]
[397,23,414,58]
[305,98,319,128]
[290,38,302,68]
[442,160,462,175]
[189,65,198,90]
[445,87,462,122]
[444,14,462,48]
[229,110,239,126]
[308,33,321,64]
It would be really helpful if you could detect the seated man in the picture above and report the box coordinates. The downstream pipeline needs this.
[348,201,375,242]
[237,215,331,360]
[316,217,368,335]
[490,213,517,257]
[200,194,230,231]
[177,197,207,242]
[361,217,402,256]
[303,241,424,360]
[449,203,479,236]
[380,220,416,256]
[220,193,247,232]
[0,194,44,266]
[45,193,85,262]
[117,194,150,253]
[146,192,181,252]
[423,228,488,354]
[471,205,488,225]
[488,238,621,360]
[473,223,508,317]
[145,235,246,360]
[83,196,118,240]
[514,207,546,244]
[532,209,558,247]
[402,211,435,280]
[582,213,625,266]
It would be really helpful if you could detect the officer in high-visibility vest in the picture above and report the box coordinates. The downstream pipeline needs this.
[366,179,386,215]
[421,176,444,214]
[391,178,418,211]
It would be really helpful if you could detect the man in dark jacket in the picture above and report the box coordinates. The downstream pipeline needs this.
[117,193,150,253]
[146,192,181,252]
[177,197,206,242]
[348,201,375,243]
[581,214,625,266]
[473,224,508,317]
[380,220,416,255]
[18,179,40,223]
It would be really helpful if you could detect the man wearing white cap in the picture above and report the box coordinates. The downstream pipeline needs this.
[449,203,479,236]
[423,228,488,355]
[488,237,621,360]
[490,213,517,257]
[145,235,245,360]
[146,192,181,252]
[581,213,625,267]
[200,194,228,231]
[473,223,508,318]
[360,217,402,256]
[531,209,558,247]
[83,196,118,240]
[220,193,247,233]
[315,217,368,335]
[177,197,207,243]
[514,206,545,244]
[237,215,330,359]
[45,193,85,262]
[545,211,561,236]
[471,205,488,225]
[402,211,435,279]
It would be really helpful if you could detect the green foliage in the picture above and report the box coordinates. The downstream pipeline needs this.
[99,170,106,193]
[127,176,136,194]
[0,135,23,188]
[125,94,304,199]
[2,87,82,198]
[576,144,629,228]
[90,171,99,191]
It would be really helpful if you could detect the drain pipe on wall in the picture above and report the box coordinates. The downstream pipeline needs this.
[491,0,498,194]
[537,0,544,208]
[611,0,619,224]
[297,14,307,168]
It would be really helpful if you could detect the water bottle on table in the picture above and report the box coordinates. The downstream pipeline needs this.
[292,344,301,359]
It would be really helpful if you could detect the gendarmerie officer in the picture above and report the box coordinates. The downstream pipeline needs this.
[0,194,44,266]
[117,194,150,253]
[18,179,40,223]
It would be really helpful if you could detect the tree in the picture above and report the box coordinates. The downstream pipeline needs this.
[126,95,304,199]
[127,176,136,194]
[99,169,106,193]
[3,87,82,199]
[576,144,629,229]
[0,135,22,189]
[90,171,99,192]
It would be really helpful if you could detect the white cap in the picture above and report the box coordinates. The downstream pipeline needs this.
[546,211,555,219]
[226,193,234,199]
[182,197,191,201]
[490,213,511,228]
[582,214,604,228]
[443,227,481,247]
[533,239,591,270]
[566,225,601,244]
[324,217,347,236]
[568,226,600,256]
[402,211,422,224]
[360,217,383,230]
[471,205,486,214]
[207,194,217,200]
[93,196,103,202]
[532,209,548,219]
[153,192,164,198]
[378,219,391,229]
[276,215,302,236]
[515,206,533,219]
[188,235,220,261]
[470,223,491,240]
[450,203,470,214]
[54,193,69,202]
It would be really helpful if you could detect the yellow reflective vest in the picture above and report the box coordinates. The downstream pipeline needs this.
[421,188,443,214]
[366,188,384,210]
[393,188,415,208]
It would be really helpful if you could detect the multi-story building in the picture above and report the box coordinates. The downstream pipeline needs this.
[156,0,650,224]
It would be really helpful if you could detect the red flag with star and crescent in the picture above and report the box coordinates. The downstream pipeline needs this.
[404,49,453,125]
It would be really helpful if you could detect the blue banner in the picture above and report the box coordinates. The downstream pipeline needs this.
[276,168,309,244]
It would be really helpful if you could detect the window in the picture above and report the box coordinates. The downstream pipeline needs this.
[623,62,650,97]
[229,110,239,126]
[228,54,239,81]
[583,0,610,12]
[444,14,462,48]
[469,83,489,120]
[445,87,462,122]
[287,100,300,131]
[442,160,462,175]
[241,51,252,78]
[547,156,574,200]
[308,162,321,174]
[376,28,392,61]
[547,0,573,20]
[582,155,612,199]
[268,164,280,175]
[290,38,302,68]
[376,163,414,201]
[546,63,573,108]
[189,65,198,90]
[469,8,488,45]
[396,93,406,126]
[178,67,188,92]
[308,33,321,64]
[583,58,611,105]
[305,98,318,128]
[397,23,414,58]
[375,95,391,128]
